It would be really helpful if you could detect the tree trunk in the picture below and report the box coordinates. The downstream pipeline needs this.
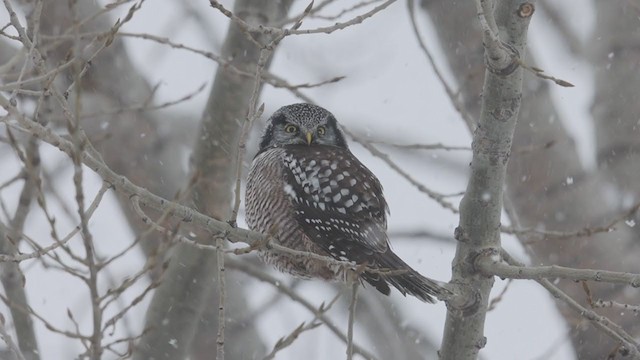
[133,1,292,359]
[422,0,640,358]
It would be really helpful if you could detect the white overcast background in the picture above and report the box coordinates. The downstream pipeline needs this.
[0,0,597,359]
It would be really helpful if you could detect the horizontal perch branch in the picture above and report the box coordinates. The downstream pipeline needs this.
[476,250,640,287]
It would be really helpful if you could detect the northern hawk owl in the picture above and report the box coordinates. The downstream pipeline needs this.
[245,103,450,303]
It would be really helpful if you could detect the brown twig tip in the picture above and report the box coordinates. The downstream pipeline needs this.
[304,0,315,14]
[517,3,535,18]
[554,79,575,87]
[516,59,575,88]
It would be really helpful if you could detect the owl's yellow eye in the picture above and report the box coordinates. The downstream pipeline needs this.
[284,124,298,133]
[317,126,326,136]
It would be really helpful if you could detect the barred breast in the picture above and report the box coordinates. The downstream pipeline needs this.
[245,147,338,279]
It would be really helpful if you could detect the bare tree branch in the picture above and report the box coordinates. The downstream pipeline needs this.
[0,315,26,360]
[226,258,379,360]
[133,1,292,358]
[262,294,337,360]
[477,250,640,287]
[346,278,358,360]
[0,3,47,358]
[407,0,475,130]
[502,252,640,358]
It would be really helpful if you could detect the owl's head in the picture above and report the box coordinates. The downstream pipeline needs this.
[259,103,348,150]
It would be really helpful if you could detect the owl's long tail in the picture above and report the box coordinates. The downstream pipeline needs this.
[361,250,453,303]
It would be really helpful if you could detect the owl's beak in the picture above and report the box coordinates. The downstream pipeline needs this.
[305,132,313,145]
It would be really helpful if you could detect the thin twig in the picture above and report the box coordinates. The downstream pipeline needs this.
[0,293,90,341]
[102,280,159,334]
[227,258,379,360]
[344,128,459,213]
[129,195,219,251]
[0,171,24,191]
[0,315,27,360]
[287,0,396,35]
[516,59,574,87]
[263,321,321,360]
[592,300,640,315]
[66,3,105,356]
[0,57,76,92]
[210,0,396,37]
[7,0,41,104]
[487,279,513,311]
[113,31,345,91]
[216,236,225,360]
[273,0,337,27]
[262,293,338,360]
[208,0,265,47]
[476,249,640,287]
[502,252,640,358]
[374,140,471,151]
[99,247,163,308]
[0,182,110,263]
[313,0,383,20]
[79,82,207,119]
[505,200,640,242]
[346,278,359,360]
[407,0,475,129]
[229,1,314,225]
[64,0,147,97]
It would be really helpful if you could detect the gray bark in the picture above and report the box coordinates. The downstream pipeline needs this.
[0,11,41,360]
[0,224,39,360]
[423,0,640,358]
[9,0,268,358]
[20,0,188,261]
[133,1,292,359]
[439,1,533,359]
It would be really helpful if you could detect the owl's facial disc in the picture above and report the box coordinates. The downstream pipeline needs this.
[258,103,349,150]
[278,121,328,146]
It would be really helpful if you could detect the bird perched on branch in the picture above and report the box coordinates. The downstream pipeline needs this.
[245,103,451,303]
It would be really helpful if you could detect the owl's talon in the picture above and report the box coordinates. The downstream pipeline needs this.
[232,246,253,255]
